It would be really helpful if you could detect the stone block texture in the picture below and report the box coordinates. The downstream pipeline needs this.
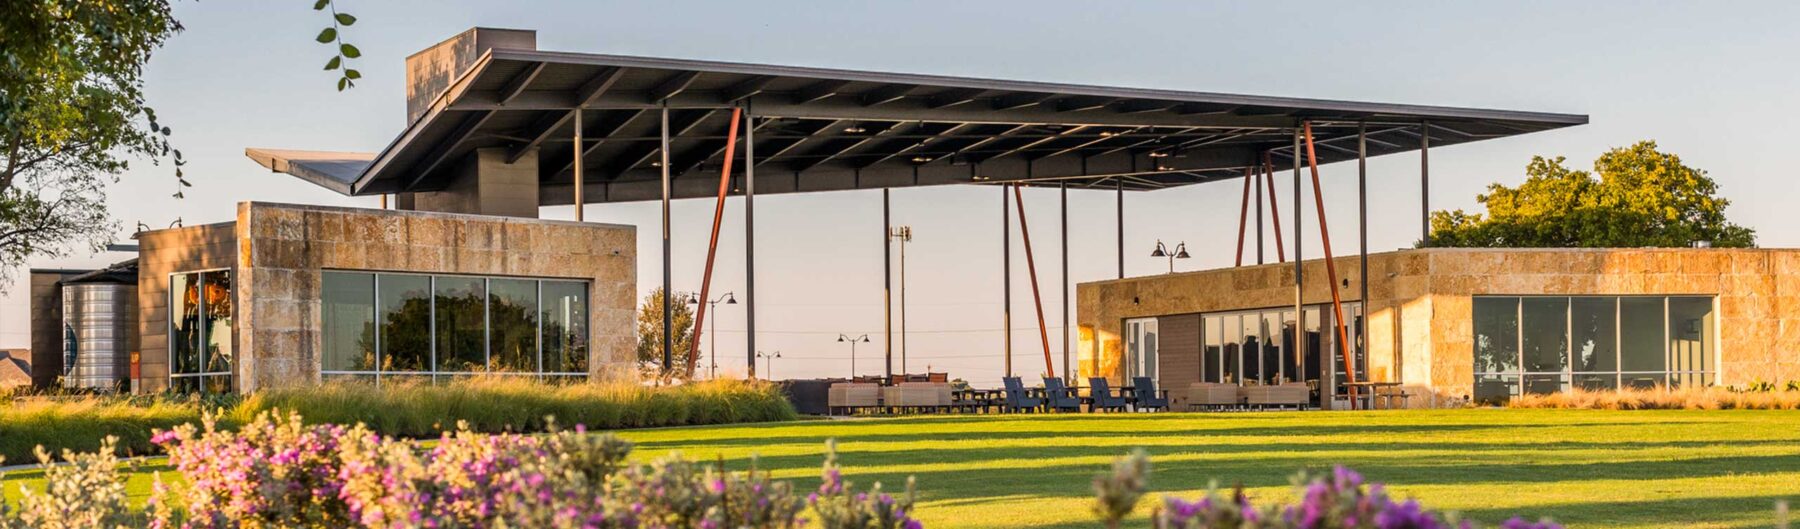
[1078,248,1800,402]
[135,202,635,393]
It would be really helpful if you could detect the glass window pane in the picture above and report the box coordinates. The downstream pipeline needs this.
[1571,297,1617,373]
[434,276,487,372]
[1304,307,1323,388]
[1521,297,1568,373]
[1472,297,1519,374]
[1257,313,1278,384]
[541,281,588,373]
[170,273,202,376]
[1523,373,1568,395]
[201,271,235,375]
[321,272,376,372]
[1620,297,1665,373]
[1668,296,1713,381]
[1201,315,1221,383]
[488,278,540,373]
[1474,374,1517,405]
[378,274,432,372]
[1239,315,1261,384]
[1221,315,1240,384]
[1574,373,1617,391]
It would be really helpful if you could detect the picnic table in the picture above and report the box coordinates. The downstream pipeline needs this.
[1343,381,1407,409]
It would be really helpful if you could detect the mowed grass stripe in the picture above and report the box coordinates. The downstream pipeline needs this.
[5,409,1796,528]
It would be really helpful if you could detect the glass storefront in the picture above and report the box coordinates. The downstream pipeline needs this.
[1131,304,1363,406]
[1473,295,1715,403]
[321,271,591,383]
[170,270,234,393]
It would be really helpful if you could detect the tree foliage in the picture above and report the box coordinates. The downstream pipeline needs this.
[635,288,696,378]
[1428,141,1755,248]
[0,0,183,291]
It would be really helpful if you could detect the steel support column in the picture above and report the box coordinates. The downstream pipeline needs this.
[1002,183,1013,377]
[574,109,585,221]
[686,107,742,378]
[1264,153,1286,263]
[1115,177,1124,279]
[659,104,673,372]
[883,188,893,380]
[1303,121,1359,410]
[1291,128,1304,401]
[1420,120,1431,246]
[1234,167,1251,267]
[1059,180,1070,383]
[745,110,758,378]
[1357,122,1370,387]
[1012,185,1055,378]
[1255,162,1264,264]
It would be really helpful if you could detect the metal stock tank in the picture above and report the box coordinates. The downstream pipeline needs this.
[61,282,135,390]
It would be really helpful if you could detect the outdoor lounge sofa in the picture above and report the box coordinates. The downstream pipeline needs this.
[883,382,952,412]
[828,382,881,415]
[1241,383,1309,409]
[1187,382,1240,410]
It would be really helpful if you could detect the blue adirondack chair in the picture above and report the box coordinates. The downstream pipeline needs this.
[1132,376,1170,411]
[1043,377,1082,412]
[1088,377,1130,411]
[1001,377,1042,412]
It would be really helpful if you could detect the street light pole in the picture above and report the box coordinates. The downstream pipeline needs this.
[837,333,870,379]
[889,226,913,373]
[687,292,737,379]
[756,350,781,380]
[1150,240,1192,274]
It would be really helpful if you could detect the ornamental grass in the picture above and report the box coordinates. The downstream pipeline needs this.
[2,378,794,463]
[1506,385,1800,410]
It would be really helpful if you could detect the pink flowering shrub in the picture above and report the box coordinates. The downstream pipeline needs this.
[145,411,913,528]
[1089,450,1562,529]
[807,440,921,529]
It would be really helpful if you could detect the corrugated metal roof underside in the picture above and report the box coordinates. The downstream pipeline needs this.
[346,48,1586,204]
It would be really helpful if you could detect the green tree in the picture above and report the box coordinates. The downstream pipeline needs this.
[1429,141,1755,248]
[635,288,695,377]
[0,1,182,291]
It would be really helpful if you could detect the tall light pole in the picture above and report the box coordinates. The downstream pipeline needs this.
[756,350,782,380]
[837,333,870,379]
[1150,240,1192,274]
[889,226,913,373]
[687,292,737,379]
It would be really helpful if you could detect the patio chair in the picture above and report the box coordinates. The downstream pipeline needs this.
[1087,377,1130,412]
[1001,377,1042,413]
[1131,377,1170,411]
[1043,377,1082,412]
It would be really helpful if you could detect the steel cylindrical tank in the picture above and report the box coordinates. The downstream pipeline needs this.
[61,283,135,390]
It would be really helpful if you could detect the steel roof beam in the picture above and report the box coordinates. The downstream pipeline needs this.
[548,109,647,178]
[497,62,547,105]
[860,84,917,106]
[504,67,627,163]
[648,71,702,102]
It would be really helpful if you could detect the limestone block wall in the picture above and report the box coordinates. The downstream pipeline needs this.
[234,202,636,392]
[137,222,239,393]
[1078,248,1800,401]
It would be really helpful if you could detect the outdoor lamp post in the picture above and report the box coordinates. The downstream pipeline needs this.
[687,292,737,379]
[1150,240,1191,274]
[837,334,870,378]
[756,350,782,380]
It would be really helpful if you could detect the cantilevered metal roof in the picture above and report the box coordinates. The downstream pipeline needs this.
[336,47,1586,204]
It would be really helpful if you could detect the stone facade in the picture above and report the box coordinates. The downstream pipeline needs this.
[1077,248,1800,402]
[135,202,636,393]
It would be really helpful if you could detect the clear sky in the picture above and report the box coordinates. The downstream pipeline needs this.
[3,1,1796,386]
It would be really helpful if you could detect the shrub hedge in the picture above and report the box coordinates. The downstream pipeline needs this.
[1506,385,1800,410]
[0,378,795,463]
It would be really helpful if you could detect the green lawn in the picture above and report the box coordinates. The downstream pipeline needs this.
[6,409,1799,528]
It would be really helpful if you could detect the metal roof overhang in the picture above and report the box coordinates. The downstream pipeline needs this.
[348,48,1587,204]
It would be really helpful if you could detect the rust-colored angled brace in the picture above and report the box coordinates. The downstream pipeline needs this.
[1011,184,1056,378]
[1302,121,1361,409]
[687,107,744,378]
[1233,166,1253,267]
[1263,152,1285,263]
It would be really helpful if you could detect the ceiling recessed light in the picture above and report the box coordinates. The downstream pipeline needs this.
[910,156,932,163]
[843,125,867,134]
[1156,165,1174,171]
[1148,151,1170,158]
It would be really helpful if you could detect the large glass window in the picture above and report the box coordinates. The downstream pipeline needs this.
[169,270,234,392]
[1201,315,1223,383]
[321,272,592,384]
[321,272,375,372]
[541,281,589,374]
[1472,295,1716,402]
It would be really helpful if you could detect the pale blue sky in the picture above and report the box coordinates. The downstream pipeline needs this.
[4,1,1795,385]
